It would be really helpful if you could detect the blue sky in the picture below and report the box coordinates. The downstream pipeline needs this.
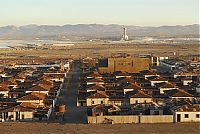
[0,0,199,26]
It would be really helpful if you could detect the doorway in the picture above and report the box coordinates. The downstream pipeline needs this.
[177,114,181,122]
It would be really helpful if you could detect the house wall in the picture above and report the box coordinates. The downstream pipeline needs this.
[130,98,152,104]
[25,91,49,94]
[151,81,168,86]
[86,98,109,106]
[160,88,176,94]
[0,111,34,121]
[88,115,173,124]
[124,89,134,94]
[88,115,139,124]
[98,58,150,73]
[145,75,160,79]
[175,112,200,122]
[86,82,104,85]
[182,80,192,86]
[51,78,64,82]
[77,99,86,107]
[17,100,44,106]
[20,112,34,120]
[140,115,173,123]
[108,100,122,106]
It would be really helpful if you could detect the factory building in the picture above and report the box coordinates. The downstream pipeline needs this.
[98,57,150,73]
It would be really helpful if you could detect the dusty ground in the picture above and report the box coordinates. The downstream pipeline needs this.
[0,42,199,59]
[0,122,199,134]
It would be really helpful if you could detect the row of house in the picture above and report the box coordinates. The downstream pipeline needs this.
[0,61,70,122]
[77,58,200,123]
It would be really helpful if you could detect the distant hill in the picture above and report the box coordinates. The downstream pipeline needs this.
[0,24,199,39]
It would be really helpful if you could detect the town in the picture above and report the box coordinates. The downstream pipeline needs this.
[0,52,199,124]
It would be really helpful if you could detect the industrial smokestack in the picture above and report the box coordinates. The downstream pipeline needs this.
[122,27,129,41]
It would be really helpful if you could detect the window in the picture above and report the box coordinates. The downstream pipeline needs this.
[101,101,103,104]
[196,114,200,118]
[144,100,147,103]
[92,101,94,104]
[135,100,138,104]
[184,114,189,118]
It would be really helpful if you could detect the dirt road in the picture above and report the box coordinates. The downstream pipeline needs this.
[50,61,87,123]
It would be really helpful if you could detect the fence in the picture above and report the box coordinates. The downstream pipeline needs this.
[88,115,173,124]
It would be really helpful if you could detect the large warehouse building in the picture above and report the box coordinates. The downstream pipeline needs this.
[98,57,150,73]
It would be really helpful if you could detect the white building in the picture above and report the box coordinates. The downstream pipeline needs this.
[174,105,200,122]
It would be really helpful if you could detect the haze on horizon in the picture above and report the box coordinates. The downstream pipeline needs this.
[0,0,199,27]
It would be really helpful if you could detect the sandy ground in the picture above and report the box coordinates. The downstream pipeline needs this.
[0,122,199,134]
[0,42,199,59]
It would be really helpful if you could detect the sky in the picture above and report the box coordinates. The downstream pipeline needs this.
[0,0,199,26]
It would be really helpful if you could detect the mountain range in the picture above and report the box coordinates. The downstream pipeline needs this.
[0,24,199,40]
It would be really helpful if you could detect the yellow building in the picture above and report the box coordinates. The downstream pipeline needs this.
[98,57,150,73]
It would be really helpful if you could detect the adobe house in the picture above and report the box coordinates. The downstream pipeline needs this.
[86,91,109,106]
[158,82,177,94]
[123,83,143,94]
[173,104,200,123]
[126,90,152,104]
[164,89,194,99]
[0,104,35,122]
[16,92,46,106]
